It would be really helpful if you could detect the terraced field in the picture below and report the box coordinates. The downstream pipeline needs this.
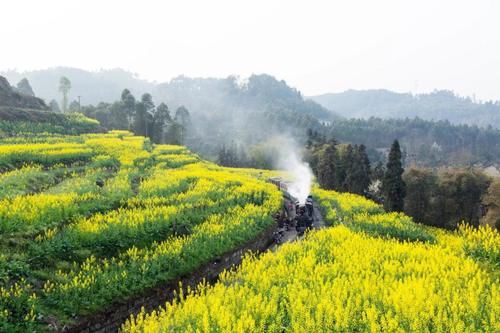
[1,130,498,333]
[122,188,499,333]
[0,131,282,332]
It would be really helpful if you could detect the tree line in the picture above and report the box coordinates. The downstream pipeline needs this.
[308,129,499,230]
[326,117,500,167]
[79,90,191,145]
[306,130,405,213]
[48,76,190,145]
[404,167,497,229]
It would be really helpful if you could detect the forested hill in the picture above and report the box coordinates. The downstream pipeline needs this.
[310,89,500,129]
[153,74,336,121]
[153,74,337,151]
[1,68,335,121]
[328,117,500,167]
[1,69,336,146]
[5,67,499,130]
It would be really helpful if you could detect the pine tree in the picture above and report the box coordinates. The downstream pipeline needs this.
[340,144,354,191]
[382,140,406,212]
[317,144,337,190]
[351,144,371,195]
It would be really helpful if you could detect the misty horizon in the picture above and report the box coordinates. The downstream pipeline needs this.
[2,0,499,101]
[3,66,498,104]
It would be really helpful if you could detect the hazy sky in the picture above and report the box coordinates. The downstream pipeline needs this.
[2,0,499,100]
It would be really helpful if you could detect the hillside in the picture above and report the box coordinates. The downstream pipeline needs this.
[154,74,336,121]
[0,76,101,137]
[0,76,47,110]
[0,131,282,331]
[0,107,101,137]
[153,74,337,159]
[311,89,500,129]
[0,130,498,332]
[123,188,499,332]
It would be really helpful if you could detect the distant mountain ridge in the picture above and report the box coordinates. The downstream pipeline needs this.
[153,74,337,121]
[150,74,338,156]
[310,89,500,129]
[5,67,498,129]
[1,68,335,121]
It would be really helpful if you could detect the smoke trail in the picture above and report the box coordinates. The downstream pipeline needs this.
[275,137,313,204]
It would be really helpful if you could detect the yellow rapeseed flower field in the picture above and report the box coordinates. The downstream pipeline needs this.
[0,132,283,331]
[122,188,499,333]
[1,131,498,332]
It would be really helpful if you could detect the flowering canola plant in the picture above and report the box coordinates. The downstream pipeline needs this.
[122,188,499,333]
[0,131,282,331]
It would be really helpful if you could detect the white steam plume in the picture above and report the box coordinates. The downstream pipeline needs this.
[275,137,313,204]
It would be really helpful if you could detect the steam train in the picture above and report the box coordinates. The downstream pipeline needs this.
[268,177,290,194]
[268,177,314,221]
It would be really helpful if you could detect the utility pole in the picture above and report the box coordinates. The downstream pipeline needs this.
[77,96,81,113]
